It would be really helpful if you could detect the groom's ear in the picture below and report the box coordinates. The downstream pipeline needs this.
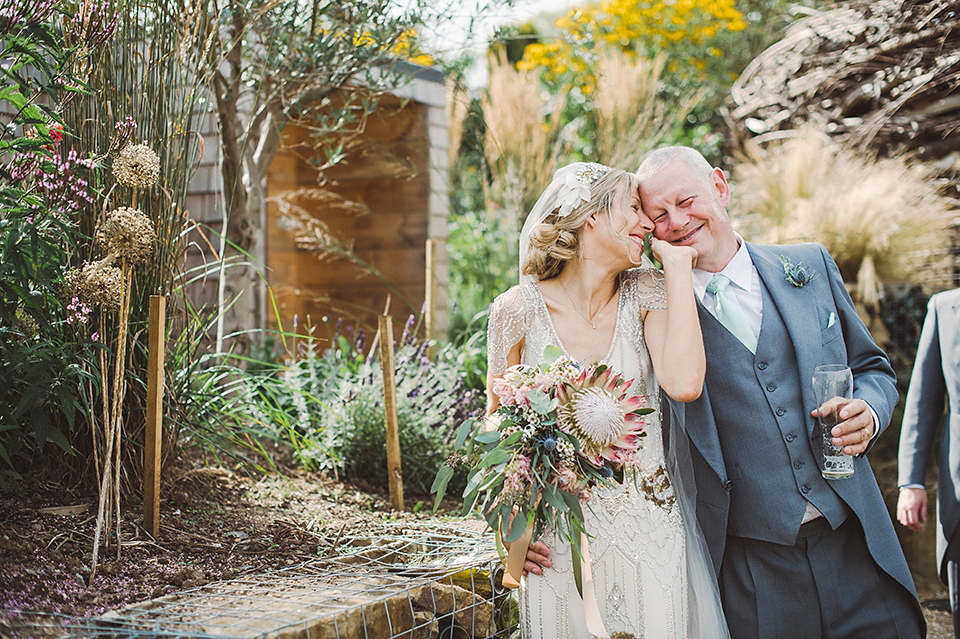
[710,168,730,207]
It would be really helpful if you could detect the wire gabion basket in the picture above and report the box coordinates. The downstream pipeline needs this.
[4,521,519,639]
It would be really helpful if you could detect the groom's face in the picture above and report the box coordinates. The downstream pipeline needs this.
[638,159,737,273]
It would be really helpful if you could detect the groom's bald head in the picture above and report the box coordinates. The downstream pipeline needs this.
[636,146,714,183]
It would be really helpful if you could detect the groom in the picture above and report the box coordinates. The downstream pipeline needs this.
[637,146,924,638]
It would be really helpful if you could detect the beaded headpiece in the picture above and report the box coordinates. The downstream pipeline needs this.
[556,162,611,217]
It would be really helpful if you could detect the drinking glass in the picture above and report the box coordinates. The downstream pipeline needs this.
[812,364,855,479]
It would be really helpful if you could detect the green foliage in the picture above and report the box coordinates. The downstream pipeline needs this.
[313,324,484,495]
[172,312,484,494]
[0,4,100,477]
[446,210,515,342]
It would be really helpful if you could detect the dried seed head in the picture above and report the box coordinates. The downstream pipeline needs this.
[112,143,159,187]
[96,207,155,263]
[65,260,124,310]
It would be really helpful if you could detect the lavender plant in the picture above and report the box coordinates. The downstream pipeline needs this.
[309,316,485,495]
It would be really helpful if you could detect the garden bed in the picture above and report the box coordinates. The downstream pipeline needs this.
[0,459,459,634]
[0,459,954,638]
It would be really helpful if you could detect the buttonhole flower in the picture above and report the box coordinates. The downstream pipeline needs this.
[780,255,817,287]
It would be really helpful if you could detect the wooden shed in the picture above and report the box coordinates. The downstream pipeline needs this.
[265,66,449,346]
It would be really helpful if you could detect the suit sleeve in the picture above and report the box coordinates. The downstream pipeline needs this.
[898,295,947,487]
[820,245,899,445]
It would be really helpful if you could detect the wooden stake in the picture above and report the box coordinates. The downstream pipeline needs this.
[425,239,436,341]
[143,295,165,538]
[378,315,404,511]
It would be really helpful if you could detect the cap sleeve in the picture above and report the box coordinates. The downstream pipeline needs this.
[624,267,667,311]
[487,286,527,377]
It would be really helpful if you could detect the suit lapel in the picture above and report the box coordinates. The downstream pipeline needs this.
[684,303,729,481]
[748,243,823,435]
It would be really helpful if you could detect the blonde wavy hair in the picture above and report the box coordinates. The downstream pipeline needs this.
[521,168,638,281]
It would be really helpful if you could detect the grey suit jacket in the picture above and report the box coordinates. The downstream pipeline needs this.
[668,242,916,597]
[898,287,960,582]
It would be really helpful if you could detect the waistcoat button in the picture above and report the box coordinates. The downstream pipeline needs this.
[723,480,732,491]
[785,433,796,442]
[766,383,776,392]
[794,460,803,469]
[758,362,768,370]
[776,408,786,416]
[801,485,810,494]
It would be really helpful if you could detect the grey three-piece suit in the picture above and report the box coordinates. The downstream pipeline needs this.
[667,242,925,638]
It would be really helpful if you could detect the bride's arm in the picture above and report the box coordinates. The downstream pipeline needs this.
[486,344,521,411]
[643,238,705,402]
[484,288,525,424]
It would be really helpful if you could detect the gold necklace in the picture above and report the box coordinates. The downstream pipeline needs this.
[561,283,617,329]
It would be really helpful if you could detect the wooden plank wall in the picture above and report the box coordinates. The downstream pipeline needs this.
[266,94,432,349]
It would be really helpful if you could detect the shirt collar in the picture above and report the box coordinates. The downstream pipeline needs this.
[692,236,753,299]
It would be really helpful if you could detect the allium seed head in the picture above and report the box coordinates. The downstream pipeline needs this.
[112,144,159,187]
[96,207,155,263]
[65,261,124,310]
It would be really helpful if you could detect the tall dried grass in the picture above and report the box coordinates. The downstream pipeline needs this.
[481,52,568,223]
[731,128,959,308]
[593,50,701,171]
[446,79,469,169]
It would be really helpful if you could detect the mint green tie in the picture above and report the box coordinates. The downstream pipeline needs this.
[706,274,757,354]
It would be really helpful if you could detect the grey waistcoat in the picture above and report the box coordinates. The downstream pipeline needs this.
[701,280,848,545]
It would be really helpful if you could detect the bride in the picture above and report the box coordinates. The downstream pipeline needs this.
[485,162,729,638]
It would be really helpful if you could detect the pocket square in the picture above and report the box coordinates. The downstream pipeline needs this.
[826,312,836,328]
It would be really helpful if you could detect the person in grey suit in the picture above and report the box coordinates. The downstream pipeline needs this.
[897,287,960,638]
[634,146,925,638]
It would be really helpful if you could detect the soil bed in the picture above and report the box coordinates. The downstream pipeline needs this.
[0,461,954,638]
[0,461,446,636]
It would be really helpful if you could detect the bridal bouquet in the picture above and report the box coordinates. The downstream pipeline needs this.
[432,346,652,586]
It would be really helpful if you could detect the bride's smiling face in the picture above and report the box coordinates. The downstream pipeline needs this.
[601,186,653,265]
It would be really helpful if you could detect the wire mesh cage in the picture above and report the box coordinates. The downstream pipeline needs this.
[3,521,519,639]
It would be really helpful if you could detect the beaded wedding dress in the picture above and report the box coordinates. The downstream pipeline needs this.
[487,268,728,639]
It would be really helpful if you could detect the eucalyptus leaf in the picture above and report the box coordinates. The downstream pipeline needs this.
[479,447,511,468]
[455,418,476,449]
[505,508,529,543]
[430,465,454,509]
[475,430,501,445]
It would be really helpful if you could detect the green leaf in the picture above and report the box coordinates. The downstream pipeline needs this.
[500,430,522,447]
[542,344,564,364]
[479,446,511,468]
[462,469,485,499]
[475,430,500,445]
[504,507,528,543]
[572,543,585,597]
[560,490,585,523]
[46,426,73,455]
[527,388,557,415]
[541,484,569,513]
[0,88,25,109]
[430,465,454,509]
[477,468,505,493]
[454,418,475,449]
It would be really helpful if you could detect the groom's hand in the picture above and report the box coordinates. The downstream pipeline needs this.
[810,398,874,456]
[504,539,552,576]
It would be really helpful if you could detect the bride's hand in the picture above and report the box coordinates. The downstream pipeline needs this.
[649,236,697,270]
[504,538,552,576]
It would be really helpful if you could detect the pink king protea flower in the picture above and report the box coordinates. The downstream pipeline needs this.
[556,366,648,466]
